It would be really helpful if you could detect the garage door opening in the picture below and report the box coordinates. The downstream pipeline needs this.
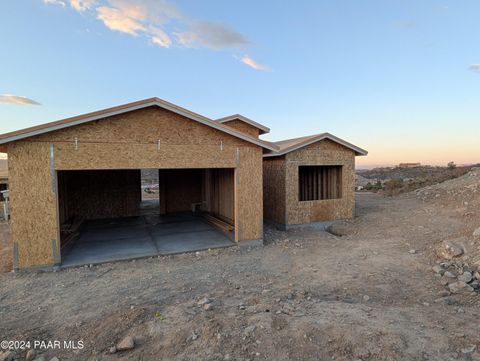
[57,168,236,267]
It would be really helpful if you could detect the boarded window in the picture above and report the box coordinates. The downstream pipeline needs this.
[298,165,342,201]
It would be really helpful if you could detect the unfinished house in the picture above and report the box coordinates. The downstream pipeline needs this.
[0,97,366,270]
[262,134,367,229]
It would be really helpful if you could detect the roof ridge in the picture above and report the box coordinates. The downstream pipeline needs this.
[0,97,278,151]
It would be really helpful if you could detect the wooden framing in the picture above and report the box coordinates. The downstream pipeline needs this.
[5,106,264,269]
[1,97,367,269]
[263,139,356,228]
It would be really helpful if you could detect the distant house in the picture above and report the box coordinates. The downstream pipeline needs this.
[0,97,367,270]
[398,163,421,168]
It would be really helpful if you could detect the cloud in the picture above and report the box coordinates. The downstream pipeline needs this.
[43,0,66,7]
[469,64,480,73]
[149,26,172,48]
[97,6,145,35]
[240,55,270,72]
[0,94,41,105]
[70,0,97,12]
[175,21,248,49]
[44,0,251,51]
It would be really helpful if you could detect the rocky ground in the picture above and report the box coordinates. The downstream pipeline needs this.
[1,169,480,361]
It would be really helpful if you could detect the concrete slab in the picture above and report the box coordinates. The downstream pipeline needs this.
[150,220,212,237]
[61,214,234,268]
[79,224,150,243]
[62,236,157,267]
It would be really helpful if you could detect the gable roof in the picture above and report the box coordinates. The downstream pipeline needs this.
[216,114,270,135]
[264,132,368,157]
[0,97,278,151]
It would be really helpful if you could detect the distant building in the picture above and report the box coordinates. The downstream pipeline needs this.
[398,163,421,168]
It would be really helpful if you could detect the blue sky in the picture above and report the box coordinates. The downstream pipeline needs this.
[1,0,480,167]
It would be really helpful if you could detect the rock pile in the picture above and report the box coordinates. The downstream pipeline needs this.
[433,262,480,294]
[432,229,480,296]
[414,167,480,206]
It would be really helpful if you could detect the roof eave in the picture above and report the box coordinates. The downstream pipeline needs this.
[0,99,278,151]
[263,133,368,157]
[216,114,270,135]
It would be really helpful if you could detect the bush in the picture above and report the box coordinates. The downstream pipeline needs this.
[384,179,404,196]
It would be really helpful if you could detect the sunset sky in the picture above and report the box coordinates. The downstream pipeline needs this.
[1,0,479,167]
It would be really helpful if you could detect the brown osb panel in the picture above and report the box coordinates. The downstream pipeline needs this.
[163,169,203,213]
[58,170,141,221]
[236,147,263,241]
[262,157,286,225]
[32,107,255,146]
[9,107,264,267]
[285,139,355,225]
[8,142,58,268]
[222,119,260,138]
[206,169,235,224]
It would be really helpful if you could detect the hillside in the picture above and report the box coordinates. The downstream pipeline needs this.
[357,164,479,195]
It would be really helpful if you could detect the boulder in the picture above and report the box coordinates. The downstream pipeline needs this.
[326,222,351,237]
[116,336,135,351]
[432,265,444,275]
[438,240,464,259]
[0,351,14,361]
[197,297,210,306]
[25,350,37,361]
[448,281,474,294]
[444,271,457,278]
[458,272,473,283]
[473,227,480,238]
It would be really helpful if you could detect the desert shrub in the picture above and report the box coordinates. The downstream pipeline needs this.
[384,179,404,196]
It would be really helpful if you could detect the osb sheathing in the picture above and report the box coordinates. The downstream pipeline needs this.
[8,141,59,268]
[163,169,203,213]
[235,146,263,241]
[7,106,263,268]
[284,139,355,225]
[222,119,260,138]
[58,170,142,221]
[262,157,286,225]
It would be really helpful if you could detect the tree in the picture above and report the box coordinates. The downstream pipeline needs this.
[447,161,456,170]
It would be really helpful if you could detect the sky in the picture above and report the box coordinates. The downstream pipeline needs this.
[1,0,480,167]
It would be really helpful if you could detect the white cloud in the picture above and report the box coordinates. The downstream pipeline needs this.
[43,0,66,7]
[149,26,172,48]
[0,94,41,105]
[44,0,251,53]
[240,55,270,72]
[469,64,480,72]
[70,0,97,12]
[176,21,248,49]
[96,6,145,35]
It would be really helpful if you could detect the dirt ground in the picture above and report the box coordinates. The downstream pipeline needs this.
[1,185,480,360]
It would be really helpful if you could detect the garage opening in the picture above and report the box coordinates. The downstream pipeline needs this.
[58,168,235,267]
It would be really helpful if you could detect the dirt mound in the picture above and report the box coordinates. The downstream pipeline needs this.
[413,167,480,207]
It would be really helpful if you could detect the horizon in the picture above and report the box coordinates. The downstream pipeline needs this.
[1,1,480,167]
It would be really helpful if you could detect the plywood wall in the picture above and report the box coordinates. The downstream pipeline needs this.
[8,142,59,268]
[284,139,356,225]
[7,106,264,268]
[205,168,235,224]
[58,170,141,222]
[262,157,286,225]
[235,146,263,241]
[162,169,203,213]
[222,119,260,138]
